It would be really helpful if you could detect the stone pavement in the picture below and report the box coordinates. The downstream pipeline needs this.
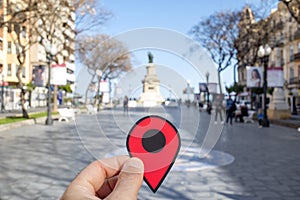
[0,106,300,199]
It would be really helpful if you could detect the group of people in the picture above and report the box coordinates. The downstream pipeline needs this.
[213,95,249,125]
[213,94,267,128]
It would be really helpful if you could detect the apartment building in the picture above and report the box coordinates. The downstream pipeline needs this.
[237,2,300,105]
[0,0,75,108]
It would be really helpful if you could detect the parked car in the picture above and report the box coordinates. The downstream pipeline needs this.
[164,98,179,107]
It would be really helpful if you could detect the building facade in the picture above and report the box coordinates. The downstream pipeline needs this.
[0,0,75,109]
[237,2,300,109]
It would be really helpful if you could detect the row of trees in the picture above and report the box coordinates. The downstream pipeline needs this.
[0,0,131,117]
[189,0,300,95]
[77,34,131,105]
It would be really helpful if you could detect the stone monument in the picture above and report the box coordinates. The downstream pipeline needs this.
[267,87,291,119]
[139,52,164,107]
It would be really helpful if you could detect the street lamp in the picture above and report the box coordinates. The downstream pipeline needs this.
[187,80,191,106]
[45,43,57,125]
[206,72,210,105]
[258,44,272,127]
[96,69,102,112]
[0,73,4,112]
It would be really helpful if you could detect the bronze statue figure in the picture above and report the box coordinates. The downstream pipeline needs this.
[148,52,153,63]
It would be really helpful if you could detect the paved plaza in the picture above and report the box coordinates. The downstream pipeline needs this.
[0,106,300,199]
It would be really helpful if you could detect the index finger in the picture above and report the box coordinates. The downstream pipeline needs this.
[63,156,130,198]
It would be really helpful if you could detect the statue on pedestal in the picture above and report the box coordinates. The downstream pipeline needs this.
[139,52,164,107]
[148,52,153,63]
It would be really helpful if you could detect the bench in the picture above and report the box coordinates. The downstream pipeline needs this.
[58,108,75,122]
[243,110,255,123]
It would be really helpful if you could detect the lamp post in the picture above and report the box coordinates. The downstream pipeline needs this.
[258,44,271,127]
[206,72,210,105]
[96,69,102,112]
[0,72,4,112]
[187,80,191,106]
[45,43,57,125]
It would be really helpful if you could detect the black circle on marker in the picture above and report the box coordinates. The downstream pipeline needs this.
[142,129,166,153]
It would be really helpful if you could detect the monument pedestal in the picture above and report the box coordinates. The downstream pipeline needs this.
[267,88,291,120]
[139,63,164,107]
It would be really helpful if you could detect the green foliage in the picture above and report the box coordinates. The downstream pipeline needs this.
[26,81,35,91]
[251,87,274,95]
[59,83,72,93]
[0,112,58,125]
[251,87,264,95]
[225,82,245,95]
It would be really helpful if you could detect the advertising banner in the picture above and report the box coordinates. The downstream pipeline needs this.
[34,65,46,87]
[51,64,67,85]
[207,83,218,93]
[267,67,284,87]
[100,80,110,92]
[199,83,208,92]
[246,66,263,88]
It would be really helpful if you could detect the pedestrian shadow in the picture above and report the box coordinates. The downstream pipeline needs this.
[217,192,255,200]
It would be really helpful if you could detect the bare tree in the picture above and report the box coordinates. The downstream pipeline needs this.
[73,0,113,35]
[190,10,241,93]
[0,0,112,117]
[77,34,131,105]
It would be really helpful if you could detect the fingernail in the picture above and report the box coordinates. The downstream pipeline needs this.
[123,157,144,173]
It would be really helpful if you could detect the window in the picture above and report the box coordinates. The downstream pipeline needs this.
[290,45,294,62]
[22,67,25,78]
[290,67,295,79]
[15,43,20,54]
[67,68,73,74]
[298,42,300,53]
[14,24,20,34]
[21,26,26,38]
[7,42,11,54]
[7,64,11,76]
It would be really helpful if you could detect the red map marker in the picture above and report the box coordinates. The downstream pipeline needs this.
[126,115,181,193]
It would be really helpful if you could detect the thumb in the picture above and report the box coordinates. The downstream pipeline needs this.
[106,157,144,200]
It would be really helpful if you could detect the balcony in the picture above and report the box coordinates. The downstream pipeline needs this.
[289,77,300,85]
[294,52,300,61]
[275,21,284,30]
[0,50,3,64]
[274,39,284,47]
[294,30,300,40]
[290,55,295,62]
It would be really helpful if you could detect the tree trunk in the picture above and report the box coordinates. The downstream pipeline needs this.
[218,70,223,94]
[17,67,29,119]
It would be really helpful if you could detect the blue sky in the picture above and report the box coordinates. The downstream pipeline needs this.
[77,0,270,98]
[100,0,259,34]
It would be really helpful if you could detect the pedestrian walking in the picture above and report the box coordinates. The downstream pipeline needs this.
[123,96,128,114]
[257,109,264,128]
[206,102,212,115]
[213,94,224,124]
[225,95,236,125]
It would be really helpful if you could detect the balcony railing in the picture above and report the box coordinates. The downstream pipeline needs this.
[294,52,300,61]
[290,55,295,62]
[275,39,284,47]
[289,77,300,85]
[294,30,300,40]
